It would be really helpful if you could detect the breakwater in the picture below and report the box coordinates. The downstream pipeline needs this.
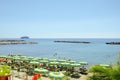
[0,40,38,45]
[106,42,120,45]
[54,41,90,44]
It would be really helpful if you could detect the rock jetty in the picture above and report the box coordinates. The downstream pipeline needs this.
[106,42,120,45]
[0,40,38,45]
[54,41,90,44]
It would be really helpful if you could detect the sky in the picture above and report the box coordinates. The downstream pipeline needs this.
[0,0,120,38]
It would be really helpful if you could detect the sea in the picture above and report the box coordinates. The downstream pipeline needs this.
[0,38,120,67]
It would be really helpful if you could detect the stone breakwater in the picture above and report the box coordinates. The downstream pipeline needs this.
[0,40,38,45]
[54,41,90,44]
[106,42,120,45]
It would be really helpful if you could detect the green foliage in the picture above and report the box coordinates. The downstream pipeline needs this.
[0,65,11,76]
[111,66,120,80]
[88,65,120,80]
[89,65,107,73]
[87,74,110,80]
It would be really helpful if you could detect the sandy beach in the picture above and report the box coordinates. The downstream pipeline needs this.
[0,55,89,80]
[10,70,89,80]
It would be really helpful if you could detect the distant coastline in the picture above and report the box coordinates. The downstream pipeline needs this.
[0,40,38,45]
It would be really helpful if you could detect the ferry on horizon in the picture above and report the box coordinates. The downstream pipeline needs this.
[21,36,29,39]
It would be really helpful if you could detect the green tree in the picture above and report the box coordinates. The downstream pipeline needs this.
[88,65,112,80]
[87,65,120,80]
[111,66,120,80]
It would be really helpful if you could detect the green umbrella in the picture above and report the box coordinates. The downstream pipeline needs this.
[32,58,39,61]
[99,64,110,67]
[0,55,7,58]
[42,58,48,60]
[37,57,42,60]
[49,59,57,62]
[20,56,26,58]
[34,68,49,75]
[21,57,28,61]
[40,60,48,63]
[48,72,64,80]
[28,56,34,59]
[30,61,39,65]
[6,56,13,59]
[79,62,88,65]
[60,62,70,66]
[69,63,81,67]
[68,60,76,64]
[58,60,66,63]
[13,57,21,60]
[49,62,59,65]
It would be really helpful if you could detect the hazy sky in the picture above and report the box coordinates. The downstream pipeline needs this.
[0,0,120,38]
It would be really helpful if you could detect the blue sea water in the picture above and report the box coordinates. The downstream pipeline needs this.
[0,38,120,67]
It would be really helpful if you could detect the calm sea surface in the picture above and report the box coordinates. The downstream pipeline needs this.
[0,38,120,67]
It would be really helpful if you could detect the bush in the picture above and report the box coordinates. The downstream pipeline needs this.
[88,65,120,80]
[111,66,120,80]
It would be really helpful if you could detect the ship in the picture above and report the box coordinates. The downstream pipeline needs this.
[20,36,29,39]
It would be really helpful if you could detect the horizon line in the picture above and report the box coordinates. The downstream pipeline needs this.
[0,37,120,39]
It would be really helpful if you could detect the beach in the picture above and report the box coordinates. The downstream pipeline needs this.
[10,70,89,80]
[0,55,89,80]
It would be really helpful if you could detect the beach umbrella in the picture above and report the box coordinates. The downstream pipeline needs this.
[99,64,110,68]
[68,60,76,64]
[19,56,26,58]
[30,61,39,65]
[79,62,88,65]
[69,63,81,67]
[48,72,64,80]
[28,56,34,59]
[20,57,28,61]
[34,68,49,75]
[6,56,13,59]
[60,62,70,66]
[28,57,33,60]
[42,58,48,60]
[49,59,57,62]
[13,57,21,60]
[18,56,28,60]
[58,60,66,63]
[32,58,39,61]
[36,57,42,60]
[0,55,7,58]
[40,60,48,63]
[49,62,59,65]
